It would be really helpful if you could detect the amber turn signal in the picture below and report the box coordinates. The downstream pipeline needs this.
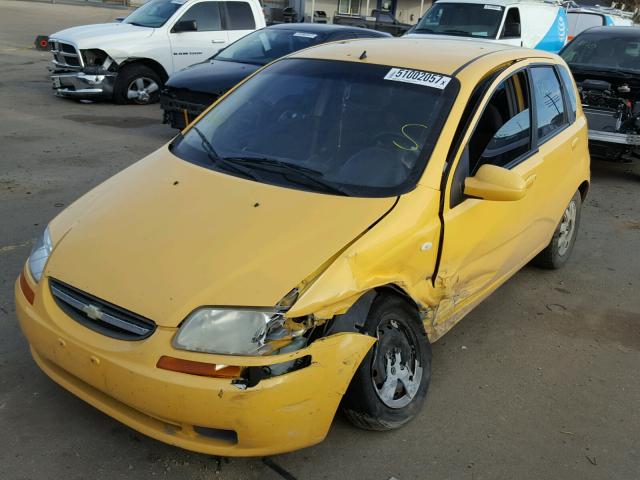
[19,272,35,305]
[156,355,241,378]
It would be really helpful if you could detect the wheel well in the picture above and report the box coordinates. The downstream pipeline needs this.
[120,58,169,83]
[578,180,589,201]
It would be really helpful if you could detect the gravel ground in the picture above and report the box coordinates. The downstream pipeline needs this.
[0,2,639,479]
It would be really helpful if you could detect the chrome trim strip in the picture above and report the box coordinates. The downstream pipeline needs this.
[589,130,640,146]
[50,285,151,336]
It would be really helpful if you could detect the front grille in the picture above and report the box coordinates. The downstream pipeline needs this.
[49,40,82,69]
[49,278,156,341]
[160,89,216,129]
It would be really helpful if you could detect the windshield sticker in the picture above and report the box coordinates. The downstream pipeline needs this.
[472,31,489,37]
[384,68,451,90]
[484,4,502,10]
[293,32,318,38]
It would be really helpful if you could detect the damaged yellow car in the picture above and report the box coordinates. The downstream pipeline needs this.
[16,38,590,456]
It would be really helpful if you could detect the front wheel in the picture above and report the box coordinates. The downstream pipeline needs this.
[533,190,582,269]
[113,64,162,105]
[341,294,432,431]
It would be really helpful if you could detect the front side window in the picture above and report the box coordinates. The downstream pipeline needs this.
[124,0,182,28]
[171,59,459,197]
[177,2,222,31]
[469,71,532,173]
[414,3,505,39]
[530,66,566,140]
[222,2,255,30]
[216,29,328,65]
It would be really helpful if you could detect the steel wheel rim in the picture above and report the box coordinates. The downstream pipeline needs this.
[371,317,422,409]
[126,76,159,104]
[557,200,577,256]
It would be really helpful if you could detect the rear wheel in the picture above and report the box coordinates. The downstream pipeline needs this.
[533,190,582,269]
[114,64,161,105]
[342,294,431,431]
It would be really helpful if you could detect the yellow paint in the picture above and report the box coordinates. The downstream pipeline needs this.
[15,39,590,455]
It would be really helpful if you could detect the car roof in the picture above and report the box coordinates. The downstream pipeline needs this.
[289,37,557,77]
[436,0,554,6]
[267,23,390,37]
[576,25,640,37]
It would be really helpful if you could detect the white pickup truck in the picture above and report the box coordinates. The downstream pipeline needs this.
[49,0,265,104]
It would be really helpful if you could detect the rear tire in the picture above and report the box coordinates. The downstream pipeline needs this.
[113,63,162,105]
[533,191,582,269]
[342,293,431,431]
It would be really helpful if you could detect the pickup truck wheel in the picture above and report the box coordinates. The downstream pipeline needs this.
[533,191,582,269]
[114,64,161,105]
[342,294,431,431]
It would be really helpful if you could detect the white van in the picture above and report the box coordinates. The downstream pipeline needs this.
[406,0,568,52]
[48,0,265,104]
[567,7,634,41]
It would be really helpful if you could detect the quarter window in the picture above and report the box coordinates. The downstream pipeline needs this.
[222,2,255,30]
[557,65,577,122]
[531,66,566,140]
[178,2,222,31]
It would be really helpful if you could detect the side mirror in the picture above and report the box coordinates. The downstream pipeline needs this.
[464,164,526,201]
[502,22,521,38]
[172,20,197,33]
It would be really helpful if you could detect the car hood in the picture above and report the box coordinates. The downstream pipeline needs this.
[166,60,261,95]
[50,22,153,49]
[45,148,396,327]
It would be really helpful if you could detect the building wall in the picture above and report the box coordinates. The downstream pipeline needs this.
[301,0,431,24]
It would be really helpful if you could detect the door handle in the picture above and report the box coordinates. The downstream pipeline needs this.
[211,39,226,43]
[525,174,537,189]
[571,137,579,151]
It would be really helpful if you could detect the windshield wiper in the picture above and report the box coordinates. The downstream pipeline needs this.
[441,29,473,37]
[413,27,434,33]
[224,156,351,196]
[190,127,260,181]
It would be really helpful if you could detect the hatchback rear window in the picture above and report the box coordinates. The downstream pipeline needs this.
[171,59,459,197]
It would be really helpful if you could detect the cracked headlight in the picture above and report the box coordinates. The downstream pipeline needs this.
[28,227,52,283]
[173,308,281,356]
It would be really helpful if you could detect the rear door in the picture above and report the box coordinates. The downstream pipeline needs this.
[221,1,258,44]
[169,1,228,72]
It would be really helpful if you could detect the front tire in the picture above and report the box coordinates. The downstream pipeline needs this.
[341,293,432,431]
[533,190,582,269]
[113,64,162,105]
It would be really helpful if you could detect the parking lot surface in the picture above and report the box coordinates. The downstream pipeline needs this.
[0,1,639,479]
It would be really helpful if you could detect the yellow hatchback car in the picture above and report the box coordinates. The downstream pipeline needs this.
[16,38,589,456]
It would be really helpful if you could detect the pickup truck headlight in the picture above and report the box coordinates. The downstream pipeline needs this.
[174,308,283,356]
[28,227,52,283]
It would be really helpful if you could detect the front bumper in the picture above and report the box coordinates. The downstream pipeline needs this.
[159,90,214,130]
[15,272,374,456]
[588,129,640,146]
[51,70,116,99]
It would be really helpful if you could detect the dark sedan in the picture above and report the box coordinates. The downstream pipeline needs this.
[160,23,391,129]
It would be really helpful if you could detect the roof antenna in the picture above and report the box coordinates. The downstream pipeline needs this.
[359,50,367,60]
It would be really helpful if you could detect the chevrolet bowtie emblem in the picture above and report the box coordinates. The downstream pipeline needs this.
[83,304,102,321]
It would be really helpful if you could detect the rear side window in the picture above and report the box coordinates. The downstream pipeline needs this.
[223,2,256,30]
[557,65,577,122]
[179,2,222,31]
[530,66,566,141]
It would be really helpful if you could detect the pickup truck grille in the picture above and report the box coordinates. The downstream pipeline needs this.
[50,40,82,69]
[49,278,156,341]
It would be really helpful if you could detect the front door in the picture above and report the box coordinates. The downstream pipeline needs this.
[434,62,570,326]
[169,1,228,72]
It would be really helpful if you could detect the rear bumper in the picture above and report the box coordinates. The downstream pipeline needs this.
[51,71,116,99]
[16,272,374,456]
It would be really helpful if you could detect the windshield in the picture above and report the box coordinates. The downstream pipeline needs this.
[413,3,504,39]
[216,29,328,65]
[124,0,182,28]
[561,32,640,73]
[171,59,458,197]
